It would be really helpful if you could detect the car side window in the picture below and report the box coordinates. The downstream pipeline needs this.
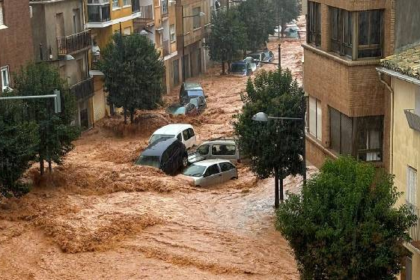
[225,145,236,155]
[197,145,209,155]
[183,129,189,141]
[212,144,235,155]
[177,133,182,142]
[220,162,234,172]
[204,164,220,177]
[188,128,195,138]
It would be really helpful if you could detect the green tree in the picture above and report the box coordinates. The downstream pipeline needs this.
[207,7,247,74]
[277,157,417,279]
[13,62,80,175]
[100,33,165,124]
[238,0,276,51]
[272,0,300,37]
[0,91,38,199]
[234,69,305,206]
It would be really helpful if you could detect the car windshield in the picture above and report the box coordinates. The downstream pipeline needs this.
[187,90,204,97]
[136,155,160,168]
[150,134,174,144]
[183,165,206,177]
[231,63,246,72]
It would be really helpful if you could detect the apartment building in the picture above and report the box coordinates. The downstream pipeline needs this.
[85,0,141,120]
[376,1,420,279]
[303,0,395,170]
[0,0,34,92]
[30,0,93,129]
[176,0,212,81]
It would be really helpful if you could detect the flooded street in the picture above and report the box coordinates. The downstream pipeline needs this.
[0,17,309,280]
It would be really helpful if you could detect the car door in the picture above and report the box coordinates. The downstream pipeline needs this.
[187,128,196,147]
[182,129,192,149]
[220,162,237,182]
[202,164,222,186]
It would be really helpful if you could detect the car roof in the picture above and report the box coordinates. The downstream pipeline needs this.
[152,124,193,135]
[200,140,236,145]
[193,159,233,167]
[141,138,179,157]
[248,52,263,56]
[184,82,203,91]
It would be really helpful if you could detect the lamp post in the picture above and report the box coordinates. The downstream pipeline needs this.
[181,9,205,82]
[252,111,306,208]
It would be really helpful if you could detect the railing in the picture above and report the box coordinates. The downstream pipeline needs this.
[405,109,420,133]
[161,0,168,16]
[162,40,170,57]
[407,201,420,242]
[87,4,111,23]
[57,30,91,56]
[70,77,94,101]
[357,148,382,163]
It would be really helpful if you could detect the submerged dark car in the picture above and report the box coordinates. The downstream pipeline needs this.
[135,138,188,175]
[179,82,207,110]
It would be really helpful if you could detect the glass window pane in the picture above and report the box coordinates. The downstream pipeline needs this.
[309,97,317,137]
[330,108,341,153]
[358,11,369,45]
[340,113,353,155]
[370,10,382,44]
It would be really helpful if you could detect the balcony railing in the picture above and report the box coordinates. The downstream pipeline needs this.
[405,109,420,133]
[162,40,170,57]
[87,4,111,23]
[57,30,91,56]
[407,202,420,242]
[161,0,168,16]
[70,77,94,101]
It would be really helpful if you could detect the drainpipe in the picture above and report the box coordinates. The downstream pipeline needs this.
[378,72,394,174]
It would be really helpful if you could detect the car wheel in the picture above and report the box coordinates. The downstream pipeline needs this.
[182,155,188,168]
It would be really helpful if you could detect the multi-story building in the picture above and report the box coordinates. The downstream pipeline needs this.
[376,1,420,279]
[0,0,34,92]
[176,0,212,81]
[85,0,141,120]
[30,0,94,129]
[303,0,395,170]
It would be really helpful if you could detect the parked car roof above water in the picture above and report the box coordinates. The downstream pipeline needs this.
[183,82,203,91]
[152,124,193,135]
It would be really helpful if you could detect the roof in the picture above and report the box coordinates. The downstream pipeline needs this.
[192,159,232,167]
[380,45,420,80]
[184,82,203,91]
[201,139,236,145]
[141,138,177,157]
[152,124,193,135]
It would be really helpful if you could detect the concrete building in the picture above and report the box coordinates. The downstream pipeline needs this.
[176,0,212,82]
[85,0,141,121]
[0,0,34,92]
[30,0,94,129]
[303,0,395,170]
[376,1,420,279]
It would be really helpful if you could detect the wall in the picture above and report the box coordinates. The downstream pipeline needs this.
[0,0,34,88]
[395,0,420,51]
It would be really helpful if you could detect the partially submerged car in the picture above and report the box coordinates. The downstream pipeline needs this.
[229,58,257,76]
[247,52,265,67]
[188,139,240,164]
[149,124,196,149]
[262,50,274,62]
[179,82,207,110]
[166,102,198,116]
[136,138,188,175]
[183,159,238,187]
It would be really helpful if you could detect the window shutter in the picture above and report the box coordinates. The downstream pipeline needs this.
[316,100,322,141]
[309,97,316,137]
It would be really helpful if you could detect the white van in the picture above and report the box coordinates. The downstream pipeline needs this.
[188,139,240,164]
[149,124,197,149]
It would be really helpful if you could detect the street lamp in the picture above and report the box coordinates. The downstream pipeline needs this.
[252,111,306,208]
[181,9,205,82]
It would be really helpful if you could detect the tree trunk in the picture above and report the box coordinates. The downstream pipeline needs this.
[40,157,44,176]
[123,107,127,124]
[280,167,284,202]
[221,61,226,75]
[48,160,52,173]
[130,110,134,124]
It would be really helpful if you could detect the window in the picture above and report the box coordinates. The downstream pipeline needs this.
[161,0,168,14]
[220,162,235,172]
[183,129,189,140]
[177,133,182,142]
[307,1,321,47]
[329,8,383,59]
[123,27,131,35]
[1,66,10,91]
[0,1,5,27]
[330,8,353,57]
[407,166,417,207]
[193,7,201,29]
[308,96,322,141]
[330,107,353,155]
[112,0,120,9]
[187,128,195,138]
[358,10,383,58]
[204,164,220,177]
[170,24,176,42]
[197,145,209,155]
[123,0,130,6]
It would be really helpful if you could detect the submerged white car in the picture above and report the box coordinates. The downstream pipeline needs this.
[149,124,196,150]
[183,159,238,187]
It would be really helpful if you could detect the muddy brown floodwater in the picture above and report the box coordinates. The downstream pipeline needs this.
[0,16,313,280]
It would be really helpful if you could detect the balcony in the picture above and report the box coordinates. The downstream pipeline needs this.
[70,77,94,101]
[87,4,111,24]
[405,109,420,133]
[57,30,91,56]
